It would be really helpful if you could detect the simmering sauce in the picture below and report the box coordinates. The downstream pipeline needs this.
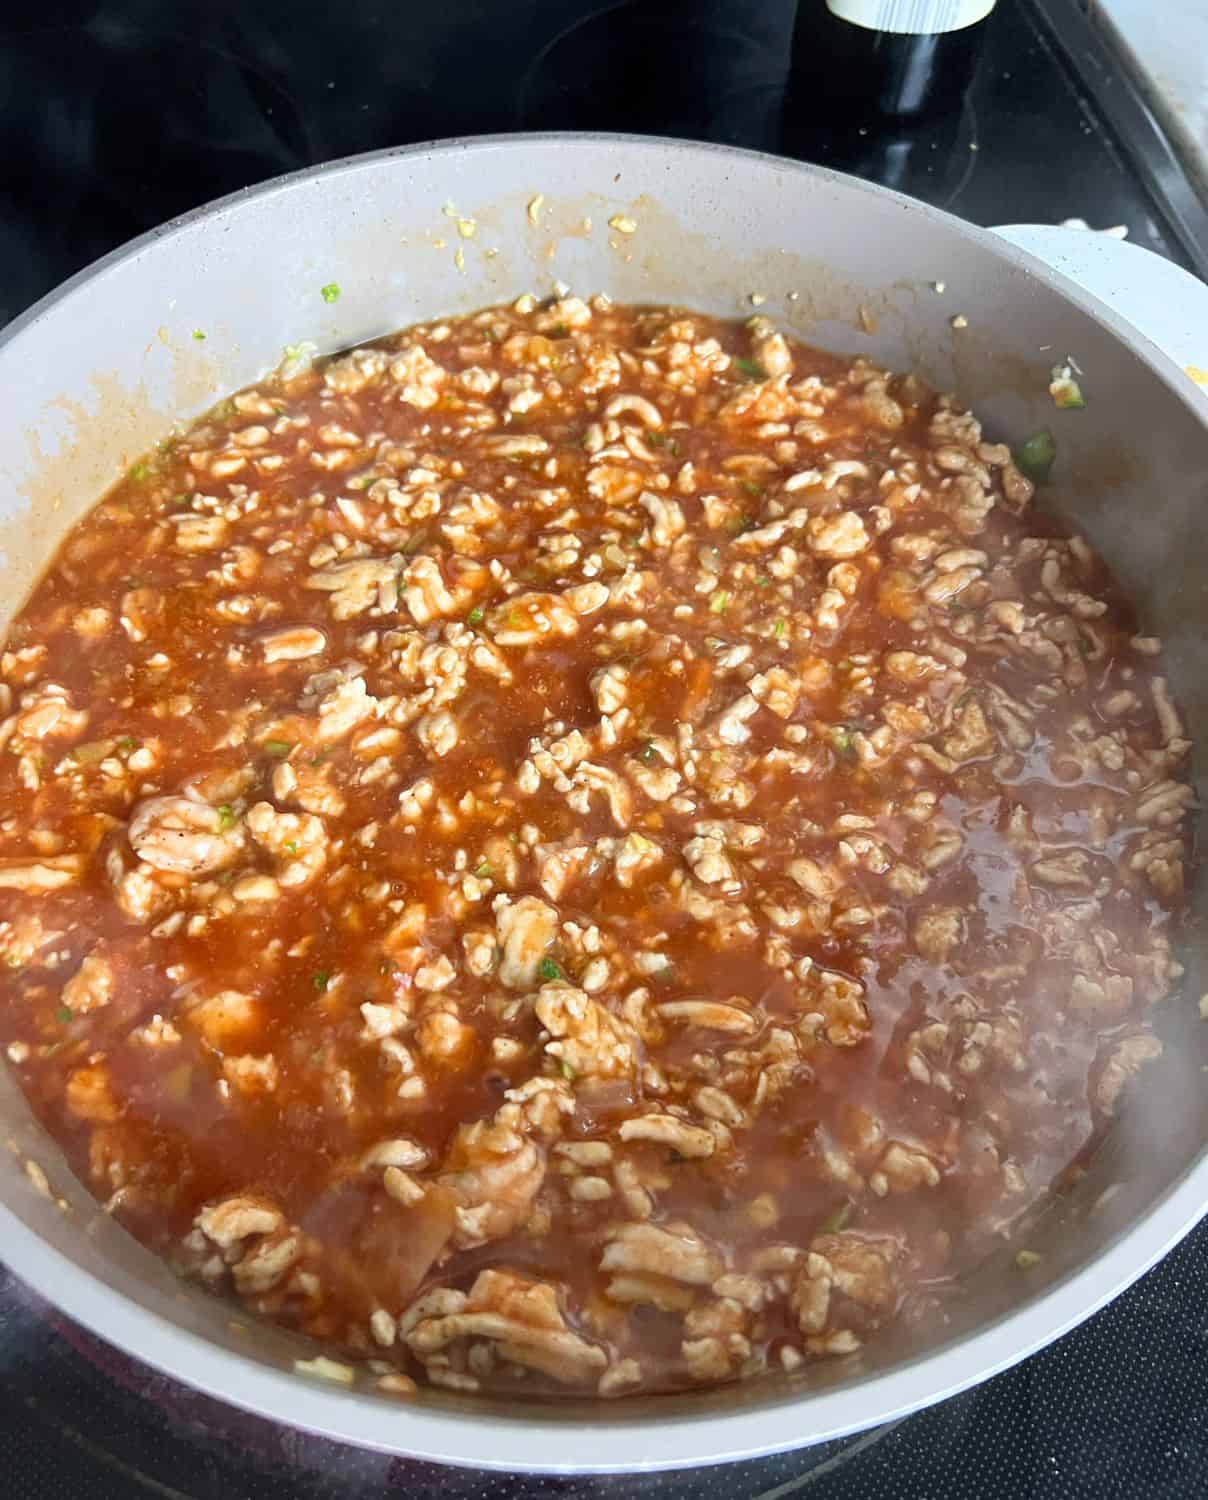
[0,296,1191,1398]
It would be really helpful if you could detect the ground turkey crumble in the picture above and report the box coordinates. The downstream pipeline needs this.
[0,293,1192,1400]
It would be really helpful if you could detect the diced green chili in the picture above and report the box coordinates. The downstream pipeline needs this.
[320,282,341,303]
[773,618,787,638]
[538,956,564,982]
[475,861,491,878]
[1051,379,1085,409]
[734,357,766,380]
[1013,428,1057,483]
[217,804,237,831]
[56,1006,73,1025]
[164,1062,194,1104]
[264,739,293,757]
[467,606,485,626]
[71,740,114,766]
[709,590,729,614]
[818,1201,851,1235]
[312,971,331,991]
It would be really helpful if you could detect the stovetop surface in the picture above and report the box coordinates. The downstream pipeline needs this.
[1,2,1206,1495]
[0,0,1201,335]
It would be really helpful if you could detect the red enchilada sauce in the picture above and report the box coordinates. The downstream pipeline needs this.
[0,297,1189,1397]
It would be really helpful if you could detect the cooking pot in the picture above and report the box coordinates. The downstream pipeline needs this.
[1,133,1206,1473]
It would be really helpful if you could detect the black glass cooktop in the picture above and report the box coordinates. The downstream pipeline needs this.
[1,2,1206,1496]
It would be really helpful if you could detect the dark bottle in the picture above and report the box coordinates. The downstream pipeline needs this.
[787,1,997,124]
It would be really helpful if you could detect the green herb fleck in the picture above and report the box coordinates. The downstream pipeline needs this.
[640,740,658,764]
[56,1005,74,1025]
[734,357,766,381]
[191,329,206,341]
[709,590,729,615]
[217,804,237,831]
[320,282,341,304]
[647,430,667,447]
[171,493,190,507]
[1014,1249,1043,1270]
[833,726,856,759]
[559,1059,576,1081]
[312,970,331,991]
[284,841,299,857]
[756,575,771,588]
[538,956,564,982]
[467,606,485,626]
[740,480,764,498]
[474,861,491,878]
[551,322,569,338]
[1013,427,1057,484]
[1049,368,1086,409]
[114,736,137,754]
[128,463,149,482]
[264,739,293,757]
[818,1201,852,1235]
[773,617,787,638]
